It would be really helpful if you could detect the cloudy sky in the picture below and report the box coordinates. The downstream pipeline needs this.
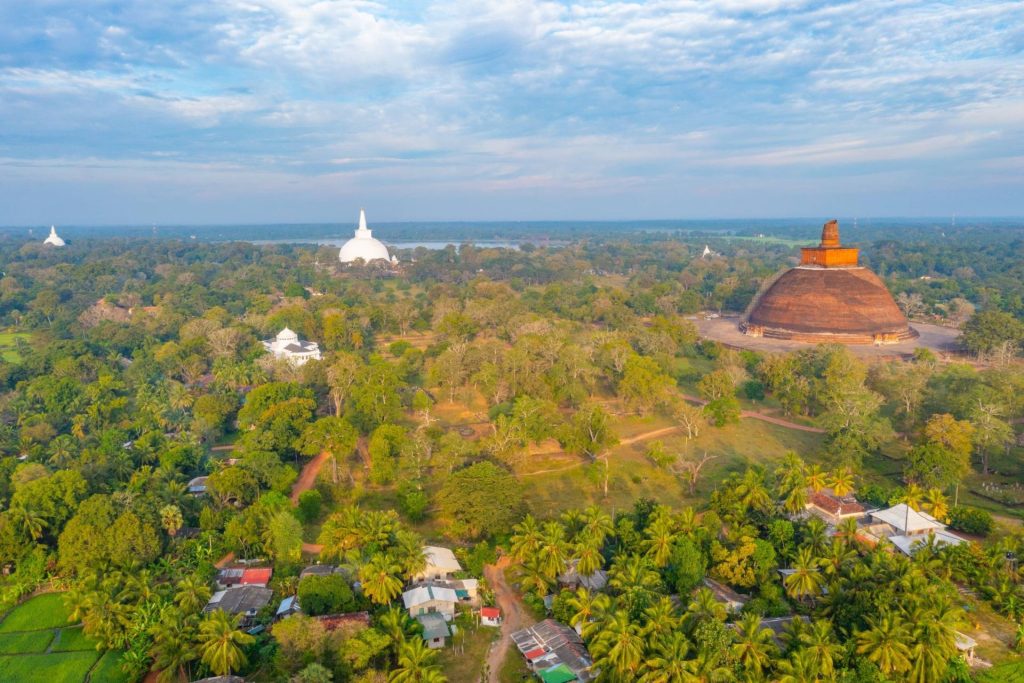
[1,0,1023,224]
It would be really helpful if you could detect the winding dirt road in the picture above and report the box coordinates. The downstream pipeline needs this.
[484,556,532,682]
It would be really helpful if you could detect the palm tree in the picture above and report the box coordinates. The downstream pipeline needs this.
[784,547,824,604]
[828,466,855,497]
[684,588,727,629]
[580,505,614,547]
[160,504,184,537]
[509,514,543,562]
[197,610,253,677]
[359,554,404,605]
[731,612,777,678]
[379,605,416,647]
[12,504,47,541]
[642,597,681,641]
[802,517,828,555]
[574,541,604,578]
[643,513,677,568]
[856,613,912,676]
[639,631,693,683]
[805,464,828,492]
[591,612,645,681]
[536,521,571,580]
[736,468,772,513]
[150,614,198,683]
[800,619,842,678]
[174,575,212,615]
[517,558,554,597]
[775,648,820,683]
[389,638,446,683]
[565,588,610,638]
[922,488,950,522]
[900,482,925,511]
[783,482,808,515]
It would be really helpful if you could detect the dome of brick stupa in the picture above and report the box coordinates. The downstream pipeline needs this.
[741,220,917,345]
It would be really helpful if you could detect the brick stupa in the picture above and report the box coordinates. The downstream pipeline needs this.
[741,220,917,344]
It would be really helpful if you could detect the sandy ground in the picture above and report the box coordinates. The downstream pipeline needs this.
[696,315,962,359]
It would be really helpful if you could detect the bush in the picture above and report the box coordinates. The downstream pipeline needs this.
[858,483,891,508]
[297,574,356,616]
[296,490,322,524]
[741,380,765,401]
[388,340,412,356]
[948,506,994,536]
[397,482,429,522]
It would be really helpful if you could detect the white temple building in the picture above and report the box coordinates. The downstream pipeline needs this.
[262,328,321,366]
[339,209,394,264]
[43,226,66,247]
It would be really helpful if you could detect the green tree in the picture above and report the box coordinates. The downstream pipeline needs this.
[297,416,358,484]
[198,610,254,677]
[359,554,404,605]
[437,461,525,539]
[961,310,1024,356]
[389,638,446,683]
[269,510,303,563]
[297,574,356,616]
[560,404,620,497]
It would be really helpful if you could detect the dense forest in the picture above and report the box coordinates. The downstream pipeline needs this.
[0,226,1022,682]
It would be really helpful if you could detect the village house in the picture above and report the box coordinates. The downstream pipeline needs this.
[413,546,462,581]
[216,567,272,590]
[805,489,865,526]
[512,619,594,682]
[859,503,966,555]
[702,577,749,612]
[402,584,459,621]
[480,606,502,627]
[187,476,208,495]
[299,564,346,580]
[558,559,608,592]
[416,612,452,649]
[275,596,300,619]
[204,585,273,624]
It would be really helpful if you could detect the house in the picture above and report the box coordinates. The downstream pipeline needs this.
[187,476,208,495]
[511,619,594,682]
[955,631,978,664]
[481,606,502,627]
[402,585,458,621]
[413,546,462,581]
[805,489,865,525]
[558,559,608,592]
[276,596,301,619]
[204,585,273,623]
[860,503,966,556]
[216,566,272,589]
[702,578,749,612]
[413,577,479,605]
[262,328,321,366]
[417,612,451,649]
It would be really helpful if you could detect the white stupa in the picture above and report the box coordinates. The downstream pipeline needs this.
[338,209,391,264]
[43,226,66,247]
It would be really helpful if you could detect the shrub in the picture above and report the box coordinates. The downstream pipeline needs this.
[297,574,356,616]
[742,380,765,401]
[388,340,412,356]
[296,490,322,524]
[948,506,994,536]
[858,483,891,508]
[397,482,429,522]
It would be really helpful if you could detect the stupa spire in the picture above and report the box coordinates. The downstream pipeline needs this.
[358,209,369,235]
[820,219,840,248]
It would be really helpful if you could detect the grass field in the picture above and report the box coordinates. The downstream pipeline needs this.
[0,593,70,633]
[0,630,54,654]
[0,594,130,683]
[437,614,497,682]
[0,332,31,364]
[0,651,101,683]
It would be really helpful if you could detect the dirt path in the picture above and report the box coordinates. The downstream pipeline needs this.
[679,394,825,433]
[484,556,532,682]
[291,451,330,504]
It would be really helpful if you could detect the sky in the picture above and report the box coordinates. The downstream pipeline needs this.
[1,0,1023,225]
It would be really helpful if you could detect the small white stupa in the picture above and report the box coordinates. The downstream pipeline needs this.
[262,327,322,366]
[338,209,391,264]
[43,226,66,247]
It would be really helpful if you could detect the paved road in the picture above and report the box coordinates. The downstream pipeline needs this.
[484,556,532,683]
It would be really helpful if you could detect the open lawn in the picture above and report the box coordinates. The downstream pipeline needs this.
[499,642,532,683]
[0,332,31,364]
[0,650,100,683]
[0,630,54,654]
[518,418,826,516]
[437,614,497,683]
[90,650,133,683]
[51,626,97,652]
[0,593,70,633]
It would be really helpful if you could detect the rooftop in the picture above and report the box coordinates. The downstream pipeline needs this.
[416,612,451,640]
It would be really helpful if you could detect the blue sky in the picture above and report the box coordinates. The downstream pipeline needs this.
[1,0,1022,224]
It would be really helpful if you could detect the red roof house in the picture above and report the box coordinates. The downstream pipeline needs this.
[241,568,273,586]
[481,607,502,627]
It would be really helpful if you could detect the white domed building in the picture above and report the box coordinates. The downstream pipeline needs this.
[339,210,393,264]
[262,327,322,366]
[43,226,66,247]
